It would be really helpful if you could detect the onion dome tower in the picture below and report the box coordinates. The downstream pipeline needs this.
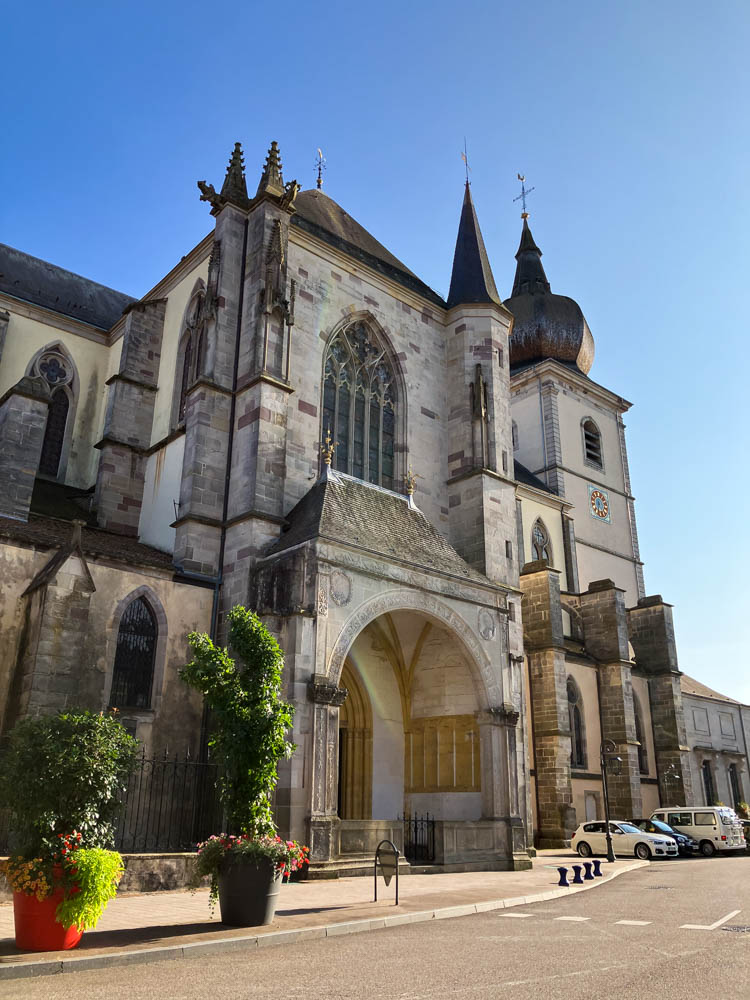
[504,214,594,374]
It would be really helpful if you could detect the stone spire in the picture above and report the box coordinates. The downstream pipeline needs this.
[220,142,250,207]
[446,182,501,309]
[256,140,286,198]
[510,217,550,297]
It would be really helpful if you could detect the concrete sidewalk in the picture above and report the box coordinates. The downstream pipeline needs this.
[0,851,645,981]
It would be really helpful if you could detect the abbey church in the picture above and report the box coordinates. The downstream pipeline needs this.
[0,140,747,869]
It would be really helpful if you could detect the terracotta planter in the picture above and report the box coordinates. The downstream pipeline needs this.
[13,888,83,952]
[217,857,282,927]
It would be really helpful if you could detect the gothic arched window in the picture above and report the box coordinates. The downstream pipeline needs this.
[582,418,603,468]
[174,291,205,426]
[633,695,648,774]
[322,322,397,489]
[178,334,194,422]
[31,348,75,479]
[531,519,552,563]
[109,597,158,710]
[567,677,586,769]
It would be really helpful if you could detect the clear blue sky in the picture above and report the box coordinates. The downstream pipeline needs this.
[3,1,748,699]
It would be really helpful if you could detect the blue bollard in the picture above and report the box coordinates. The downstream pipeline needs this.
[571,864,584,884]
[582,861,594,880]
[592,859,603,877]
[557,866,570,887]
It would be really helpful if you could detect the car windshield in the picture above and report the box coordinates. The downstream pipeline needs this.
[650,819,674,834]
[719,809,738,826]
[617,823,641,834]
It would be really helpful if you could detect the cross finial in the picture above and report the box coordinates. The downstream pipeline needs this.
[315,148,326,190]
[321,426,336,467]
[460,138,471,183]
[404,464,417,496]
[513,173,535,219]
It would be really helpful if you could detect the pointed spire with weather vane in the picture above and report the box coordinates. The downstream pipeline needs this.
[510,174,549,296]
[447,146,501,309]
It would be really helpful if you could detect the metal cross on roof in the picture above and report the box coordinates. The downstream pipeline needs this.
[513,173,535,218]
[460,138,471,183]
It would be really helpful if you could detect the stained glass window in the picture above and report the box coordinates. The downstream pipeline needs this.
[33,349,73,479]
[322,322,397,489]
[531,519,552,563]
[110,597,158,710]
[567,677,586,769]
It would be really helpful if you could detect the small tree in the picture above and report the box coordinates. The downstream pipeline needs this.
[180,606,295,836]
[0,710,138,855]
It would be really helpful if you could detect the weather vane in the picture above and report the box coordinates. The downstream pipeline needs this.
[460,138,471,183]
[315,148,326,190]
[513,173,535,218]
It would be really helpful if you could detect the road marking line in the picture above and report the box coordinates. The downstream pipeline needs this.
[499,912,534,918]
[615,920,652,926]
[680,909,741,931]
[554,916,591,922]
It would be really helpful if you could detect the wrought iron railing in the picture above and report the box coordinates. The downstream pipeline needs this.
[400,812,436,864]
[114,749,223,853]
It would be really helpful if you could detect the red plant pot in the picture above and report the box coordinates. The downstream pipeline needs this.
[13,887,83,952]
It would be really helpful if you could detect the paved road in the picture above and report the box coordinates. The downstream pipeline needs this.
[8,854,750,999]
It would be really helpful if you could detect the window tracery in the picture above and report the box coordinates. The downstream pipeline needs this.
[31,349,74,478]
[322,322,396,488]
[531,519,552,563]
[175,291,205,425]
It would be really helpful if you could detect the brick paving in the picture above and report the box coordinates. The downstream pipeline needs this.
[0,850,643,973]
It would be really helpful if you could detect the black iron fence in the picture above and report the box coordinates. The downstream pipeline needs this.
[114,749,223,853]
[400,813,436,864]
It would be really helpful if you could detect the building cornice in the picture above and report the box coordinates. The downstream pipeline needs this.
[510,358,632,413]
[0,292,110,344]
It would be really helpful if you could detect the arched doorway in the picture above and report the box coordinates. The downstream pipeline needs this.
[337,609,485,824]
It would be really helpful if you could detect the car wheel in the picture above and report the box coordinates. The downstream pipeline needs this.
[700,840,716,857]
[577,842,592,858]
[634,842,651,860]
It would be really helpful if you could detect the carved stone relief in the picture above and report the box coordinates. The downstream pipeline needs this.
[330,570,352,606]
[478,608,497,641]
[317,587,328,617]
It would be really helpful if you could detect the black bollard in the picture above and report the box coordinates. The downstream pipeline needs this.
[582,861,594,880]
[571,864,584,884]
[557,866,570,887]
[592,859,603,877]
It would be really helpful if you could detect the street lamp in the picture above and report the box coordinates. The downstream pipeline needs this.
[600,739,622,863]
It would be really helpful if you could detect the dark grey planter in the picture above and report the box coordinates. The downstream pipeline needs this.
[217,857,283,926]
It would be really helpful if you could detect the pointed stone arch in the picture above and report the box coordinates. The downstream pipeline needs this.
[25,341,79,481]
[171,279,207,429]
[338,660,373,819]
[103,585,169,714]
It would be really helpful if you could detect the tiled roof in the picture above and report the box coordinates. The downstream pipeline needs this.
[680,674,743,706]
[0,243,135,330]
[266,473,491,587]
[514,460,555,494]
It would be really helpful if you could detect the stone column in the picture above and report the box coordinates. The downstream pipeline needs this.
[308,675,347,862]
[580,579,643,817]
[628,595,696,806]
[95,298,167,535]
[520,561,576,846]
[0,376,50,522]
[477,705,529,865]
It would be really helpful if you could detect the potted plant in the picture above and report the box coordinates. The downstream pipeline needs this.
[181,605,306,926]
[0,710,137,951]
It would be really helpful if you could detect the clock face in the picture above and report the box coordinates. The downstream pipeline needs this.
[589,487,611,522]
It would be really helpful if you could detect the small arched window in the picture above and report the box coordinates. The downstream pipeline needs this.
[531,519,552,563]
[178,334,194,422]
[322,321,397,489]
[633,695,648,774]
[582,418,603,468]
[512,420,519,452]
[31,348,75,479]
[567,677,586,769]
[109,597,158,710]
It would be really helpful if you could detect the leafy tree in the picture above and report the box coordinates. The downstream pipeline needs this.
[180,606,295,836]
[0,711,138,855]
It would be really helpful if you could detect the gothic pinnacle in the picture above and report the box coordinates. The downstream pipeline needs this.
[220,142,249,206]
[257,140,286,198]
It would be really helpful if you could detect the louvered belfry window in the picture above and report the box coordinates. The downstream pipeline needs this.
[110,598,158,710]
[322,322,396,489]
[583,419,603,467]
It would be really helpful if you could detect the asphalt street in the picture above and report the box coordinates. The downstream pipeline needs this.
[7,854,749,999]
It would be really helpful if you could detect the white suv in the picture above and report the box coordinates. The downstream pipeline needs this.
[572,821,679,860]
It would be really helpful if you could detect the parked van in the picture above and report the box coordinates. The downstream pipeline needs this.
[651,807,745,856]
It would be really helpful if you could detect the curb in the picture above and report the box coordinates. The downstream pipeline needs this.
[0,860,647,981]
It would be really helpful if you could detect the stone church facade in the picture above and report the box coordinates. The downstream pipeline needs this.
[0,139,745,870]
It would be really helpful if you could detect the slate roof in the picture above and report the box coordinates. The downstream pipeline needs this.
[265,472,492,586]
[446,183,501,309]
[680,674,744,706]
[292,190,445,308]
[514,460,555,494]
[0,243,135,330]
